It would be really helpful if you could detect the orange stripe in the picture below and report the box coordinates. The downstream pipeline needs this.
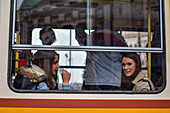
[0,98,170,108]
[1,108,170,113]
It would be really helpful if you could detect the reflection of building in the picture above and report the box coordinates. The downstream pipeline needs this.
[123,32,152,68]
[19,0,159,86]
[123,32,150,48]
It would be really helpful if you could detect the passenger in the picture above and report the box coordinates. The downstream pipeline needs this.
[31,26,71,90]
[15,51,71,90]
[39,26,56,45]
[32,26,71,90]
[32,50,71,90]
[12,49,27,89]
[120,52,155,91]
[14,26,71,90]
[75,21,127,90]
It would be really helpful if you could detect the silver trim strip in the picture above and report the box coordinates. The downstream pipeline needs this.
[160,0,163,49]
[12,0,17,45]
[12,45,163,53]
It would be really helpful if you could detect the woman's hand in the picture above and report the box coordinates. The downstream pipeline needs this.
[62,70,71,85]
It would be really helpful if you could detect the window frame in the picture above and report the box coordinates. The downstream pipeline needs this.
[8,0,166,94]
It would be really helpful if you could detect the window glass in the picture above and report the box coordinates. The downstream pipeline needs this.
[11,49,164,91]
[10,0,164,93]
[14,0,161,48]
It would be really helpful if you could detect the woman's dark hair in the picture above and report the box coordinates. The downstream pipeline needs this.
[120,52,142,90]
[39,26,56,45]
[123,52,141,70]
[32,50,59,90]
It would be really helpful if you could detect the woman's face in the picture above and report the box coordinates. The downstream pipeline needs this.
[122,57,136,77]
[52,55,60,75]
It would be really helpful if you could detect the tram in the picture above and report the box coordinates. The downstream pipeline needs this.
[0,0,170,112]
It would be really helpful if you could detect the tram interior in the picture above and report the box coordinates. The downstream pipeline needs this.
[11,0,164,91]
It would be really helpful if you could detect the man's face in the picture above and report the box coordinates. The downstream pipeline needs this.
[41,32,53,45]
[52,55,60,75]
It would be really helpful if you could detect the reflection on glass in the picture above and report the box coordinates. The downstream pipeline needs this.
[12,0,163,92]
[15,0,160,48]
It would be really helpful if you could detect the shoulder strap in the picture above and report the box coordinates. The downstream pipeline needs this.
[147,80,153,91]
[138,79,152,91]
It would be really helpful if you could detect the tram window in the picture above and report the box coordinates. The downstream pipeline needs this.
[11,49,164,92]
[9,0,165,93]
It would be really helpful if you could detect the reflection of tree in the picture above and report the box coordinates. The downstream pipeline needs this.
[65,53,68,66]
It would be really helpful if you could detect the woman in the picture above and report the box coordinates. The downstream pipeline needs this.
[32,50,71,90]
[121,52,155,91]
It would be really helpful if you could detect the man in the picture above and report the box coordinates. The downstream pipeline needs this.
[76,22,127,90]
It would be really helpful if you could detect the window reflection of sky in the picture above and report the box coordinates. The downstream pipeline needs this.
[32,28,86,84]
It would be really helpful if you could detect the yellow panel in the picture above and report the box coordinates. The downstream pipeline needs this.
[0,108,170,113]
